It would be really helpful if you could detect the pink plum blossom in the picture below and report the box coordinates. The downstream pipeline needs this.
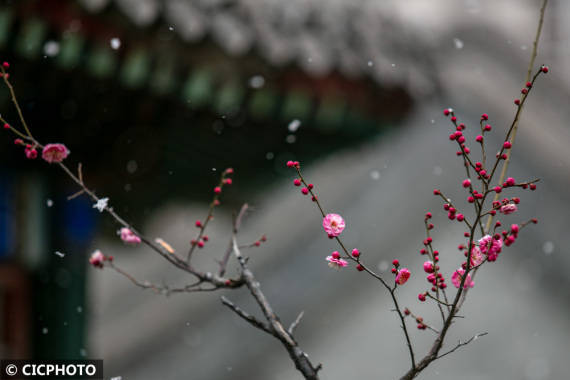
[395,268,411,285]
[469,246,485,267]
[42,143,70,163]
[499,203,517,215]
[478,234,503,262]
[322,213,345,237]
[423,261,434,273]
[120,227,141,245]
[89,250,105,268]
[25,147,37,159]
[326,255,348,269]
[451,268,474,288]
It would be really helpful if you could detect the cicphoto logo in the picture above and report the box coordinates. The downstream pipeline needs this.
[1,360,103,379]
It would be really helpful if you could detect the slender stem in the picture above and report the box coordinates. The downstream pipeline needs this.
[1,67,34,139]
[484,0,548,232]
[230,224,321,379]
[293,165,416,369]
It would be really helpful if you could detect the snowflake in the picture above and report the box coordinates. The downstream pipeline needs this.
[93,198,109,212]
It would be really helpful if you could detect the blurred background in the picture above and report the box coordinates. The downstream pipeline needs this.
[0,0,569,379]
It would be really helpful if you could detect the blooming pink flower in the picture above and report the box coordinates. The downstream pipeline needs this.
[469,245,485,267]
[89,250,105,268]
[25,147,37,159]
[500,203,517,215]
[42,143,70,163]
[395,268,411,285]
[322,213,345,237]
[423,261,434,273]
[451,268,474,288]
[120,227,141,245]
[326,255,348,269]
[478,234,503,261]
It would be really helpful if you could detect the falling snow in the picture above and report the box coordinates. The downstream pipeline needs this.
[249,75,265,89]
[43,41,60,57]
[453,38,464,49]
[542,241,554,255]
[285,135,297,144]
[54,251,65,258]
[46,199,54,207]
[377,260,389,272]
[288,119,301,132]
[93,198,109,212]
[110,38,121,50]
[126,160,138,174]
[369,170,380,180]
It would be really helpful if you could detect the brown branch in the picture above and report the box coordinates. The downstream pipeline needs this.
[400,3,548,377]
[485,0,548,232]
[221,296,272,334]
[187,170,232,263]
[218,204,249,277]
[108,262,225,295]
[288,311,305,336]
[230,220,321,379]
[436,332,488,360]
[1,66,34,139]
[293,165,416,369]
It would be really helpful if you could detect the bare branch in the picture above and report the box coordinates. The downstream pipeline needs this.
[221,296,272,334]
[288,311,305,336]
[108,263,222,296]
[231,229,321,379]
[436,332,488,360]
[67,189,86,200]
[485,0,548,231]
[218,204,249,277]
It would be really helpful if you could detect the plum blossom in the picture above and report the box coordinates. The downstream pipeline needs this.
[42,143,70,163]
[451,268,474,288]
[89,250,105,268]
[500,203,517,215]
[326,255,348,269]
[322,213,345,237]
[93,197,109,212]
[478,234,503,261]
[395,268,411,285]
[469,245,485,266]
[25,147,37,159]
[120,227,141,245]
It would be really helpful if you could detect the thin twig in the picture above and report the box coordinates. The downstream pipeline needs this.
[288,311,305,336]
[218,204,249,277]
[485,0,548,232]
[436,332,488,360]
[229,213,321,379]
[221,296,272,334]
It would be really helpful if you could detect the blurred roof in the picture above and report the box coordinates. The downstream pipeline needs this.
[79,0,438,92]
